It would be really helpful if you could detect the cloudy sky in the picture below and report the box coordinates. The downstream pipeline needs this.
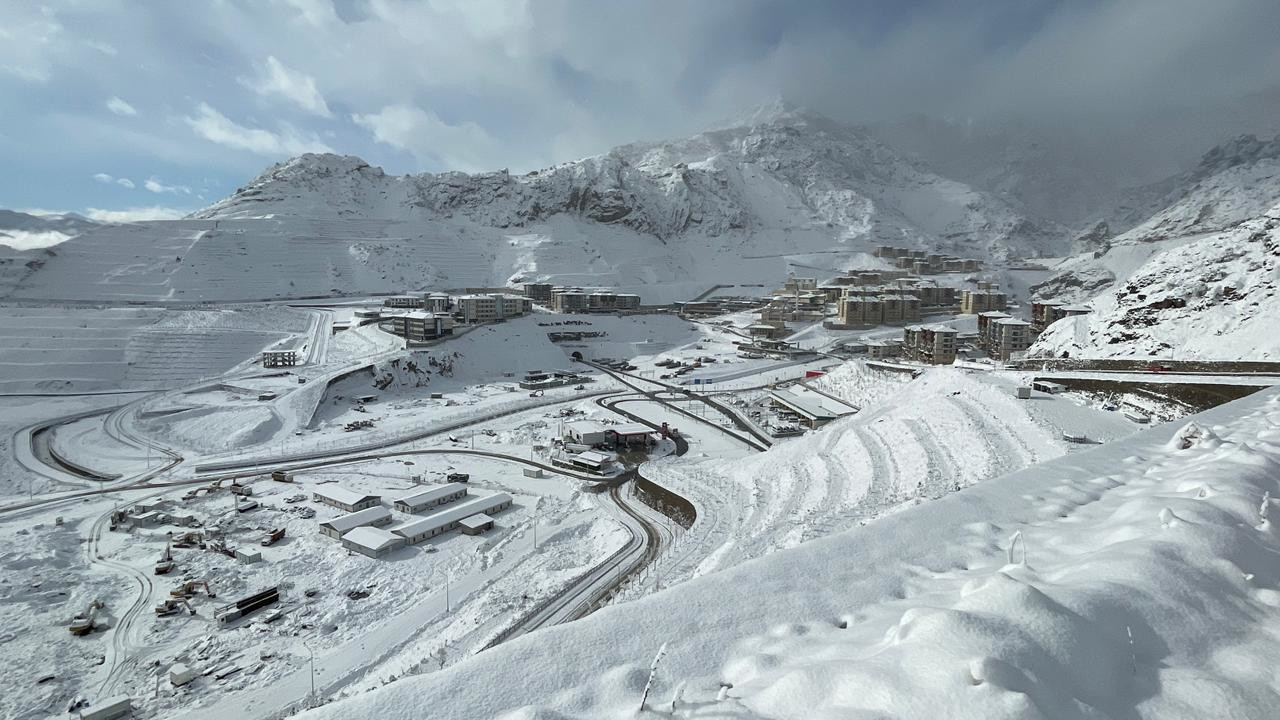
[2,0,1278,222]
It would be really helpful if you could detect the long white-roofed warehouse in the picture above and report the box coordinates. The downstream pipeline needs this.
[392,483,468,513]
[391,493,514,544]
[768,385,859,428]
[319,506,393,539]
[312,486,381,513]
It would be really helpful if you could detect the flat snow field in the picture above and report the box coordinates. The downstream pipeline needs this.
[296,386,1280,720]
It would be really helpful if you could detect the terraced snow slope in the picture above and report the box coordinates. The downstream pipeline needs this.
[0,306,311,392]
[296,386,1280,720]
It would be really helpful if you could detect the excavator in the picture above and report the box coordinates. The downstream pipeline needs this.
[69,600,104,636]
[154,596,194,617]
[154,540,175,575]
[170,578,216,600]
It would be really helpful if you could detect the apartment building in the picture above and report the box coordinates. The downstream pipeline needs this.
[989,318,1033,362]
[902,324,958,365]
[455,293,531,323]
[960,287,1009,314]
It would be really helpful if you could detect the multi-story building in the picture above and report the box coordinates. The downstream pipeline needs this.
[960,287,1009,314]
[455,294,531,323]
[1031,300,1090,333]
[989,318,1033,362]
[902,324,958,365]
[387,311,455,343]
[523,283,554,304]
[976,311,1011,352]
[551,288,589,313]
[383,294,422,309]
[586,291,642,312]
[423,292,451,313]
[782,277,818,293]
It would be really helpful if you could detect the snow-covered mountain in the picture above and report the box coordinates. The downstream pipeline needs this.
[201,107,1065,263]
[1032,134,1280,304]
[4,109,1068,304]
[0,209,96,250]
[1029,200,1279,360]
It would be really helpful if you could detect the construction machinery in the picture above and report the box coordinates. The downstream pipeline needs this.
[154,597,195,616]
[172,531,204,549]
[154,540,175,575]
[229,483,253,497]
[170,578,216,600]
[68,600,104,636]
[260,528,286,547]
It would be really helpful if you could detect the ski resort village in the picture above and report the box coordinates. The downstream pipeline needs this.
[4,5,1280,718]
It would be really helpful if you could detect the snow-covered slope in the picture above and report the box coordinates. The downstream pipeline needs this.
[0,209,96,251]
[4,109,1065,304]
[1029,202,1280,360]
[1034,134,1280,304]
[292,386,1280,720]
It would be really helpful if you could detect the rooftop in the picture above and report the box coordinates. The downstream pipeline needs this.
[341,526,403,552]
[459,513,494,530]
[769,385,859,421]
[320,506,392,534]
[392,494,513,538]
[396,483,467,506]
[313,485,381,507]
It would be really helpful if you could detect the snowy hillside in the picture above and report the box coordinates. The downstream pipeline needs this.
[0,209,96,251]
[1030,202,1280,360]
[1034,134,1280,303]
[1,106,1069,304]
[292,387,1280,720]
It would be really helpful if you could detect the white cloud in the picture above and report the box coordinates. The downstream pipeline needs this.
[106,96,138,116]
[0,230,71,251]
[144,176,190,195]
[84,206,187,223]
[92,172,136,189]
[243,56,331,117]
[352,105,498,172]
[184,102,332,156]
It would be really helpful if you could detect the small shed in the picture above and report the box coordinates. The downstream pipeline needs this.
[459,514,494,535]
[565,421,612,447]
[169,663,196,687]
[1032,380,1067,394]
[522,467,544,479]
[1015,386,1032,400]
[79,696,132,720]
[236,548,261,564]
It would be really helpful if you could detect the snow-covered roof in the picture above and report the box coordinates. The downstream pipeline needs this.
[610,423,654,436]
[994,318,1031,326]
[395,483,467,507]
[341,526,403,552]
[459,513,494,530]
[312,485,380,507]
[977,311,1010,318]
[769,385,858,421]
[320,506,391,534]
[392,494,513,538]
[566,420,608,436]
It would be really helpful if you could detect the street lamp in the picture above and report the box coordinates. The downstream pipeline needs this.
[304,642,316,703]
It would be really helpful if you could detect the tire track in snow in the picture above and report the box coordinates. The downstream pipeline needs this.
[945,395,1039,480]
